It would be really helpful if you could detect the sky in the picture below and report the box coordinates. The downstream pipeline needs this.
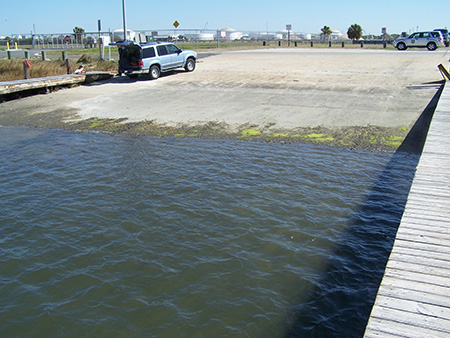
[1,0,449,37]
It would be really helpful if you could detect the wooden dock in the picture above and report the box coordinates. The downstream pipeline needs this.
[364,81,450,337]
[0,71,114,96]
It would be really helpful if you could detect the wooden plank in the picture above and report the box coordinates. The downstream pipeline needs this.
[377,284,450,310]
[386,256,450,275]
[369,305,450,332]
[394,222,450,238]
[395,231,450,247]
[392,238,450,256]
[372,296,450,327]
[365,317,450,338]
[383,269,450,288]
[393,225,450,240]
[378,275,450,297]
[391,243,450,260]
[400,210,450,224]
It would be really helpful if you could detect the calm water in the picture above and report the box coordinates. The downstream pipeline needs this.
[0,126,419,337]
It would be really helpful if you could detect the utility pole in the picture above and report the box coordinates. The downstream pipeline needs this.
[122,0,127,41]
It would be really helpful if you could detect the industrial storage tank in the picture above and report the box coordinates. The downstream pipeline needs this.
[112,29,136,41]
[185,33,215,41]
[218,28,243,40]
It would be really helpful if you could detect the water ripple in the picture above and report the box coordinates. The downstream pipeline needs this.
[0,126,418,337]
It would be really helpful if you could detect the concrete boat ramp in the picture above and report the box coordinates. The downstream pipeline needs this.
[364,81,450,337]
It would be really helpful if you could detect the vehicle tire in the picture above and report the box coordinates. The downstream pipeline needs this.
[149,65,161,80]
[127,74,138,79]
[184,58,196,72]
[397,42,406,50]
[427,42,437,51]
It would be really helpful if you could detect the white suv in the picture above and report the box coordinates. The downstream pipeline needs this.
[393,31,444,51]
[116,41,197,79]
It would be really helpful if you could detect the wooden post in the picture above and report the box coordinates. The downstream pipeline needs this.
[23,59,31,79]
[99,37,104,60]
[65,58,71,74]
[62,51,67,60]
[438,64,450,80]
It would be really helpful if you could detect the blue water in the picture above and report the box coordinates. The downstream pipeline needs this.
[0,126,419,337]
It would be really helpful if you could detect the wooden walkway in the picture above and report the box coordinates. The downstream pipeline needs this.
[364,81,450,337]
[0,71,114,96]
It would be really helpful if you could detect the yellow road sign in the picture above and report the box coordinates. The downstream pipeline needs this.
[173,20,180,28]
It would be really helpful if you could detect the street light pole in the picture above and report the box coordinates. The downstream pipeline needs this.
[122,0,127,41]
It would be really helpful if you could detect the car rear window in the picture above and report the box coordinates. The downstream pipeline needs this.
[143,47,156,58]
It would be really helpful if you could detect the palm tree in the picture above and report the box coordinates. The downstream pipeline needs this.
[321,26,332,42]
[347,24,363,41]
[73,26,85,44]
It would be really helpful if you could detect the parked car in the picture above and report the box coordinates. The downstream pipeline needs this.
[115,41,197,79]
[434,28,449,47]
[393,31,444,51]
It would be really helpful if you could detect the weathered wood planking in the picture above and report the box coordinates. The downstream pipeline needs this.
[0,74,87,94]
[364,81,450,338]
[0,72,114,95]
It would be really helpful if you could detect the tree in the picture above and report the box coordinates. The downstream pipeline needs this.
[347,24,363,41]
[321,26,332,42]
[73,26,85,44]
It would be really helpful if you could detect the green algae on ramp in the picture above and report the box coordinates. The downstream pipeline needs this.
[62,118,411,152]
[239,128,262,138]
